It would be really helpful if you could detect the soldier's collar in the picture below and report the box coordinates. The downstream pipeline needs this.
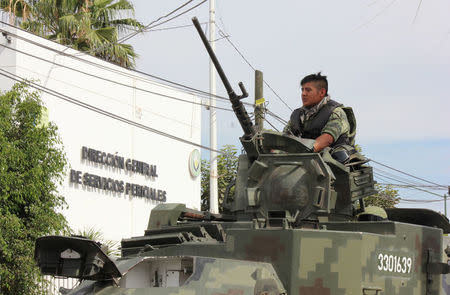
[302,95,330,119]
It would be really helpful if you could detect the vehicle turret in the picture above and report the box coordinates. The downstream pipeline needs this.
[192,17,376,224]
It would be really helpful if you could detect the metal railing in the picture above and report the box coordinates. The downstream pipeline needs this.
[40,276,79,295]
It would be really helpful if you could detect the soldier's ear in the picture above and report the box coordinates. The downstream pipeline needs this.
[319,88,327,97]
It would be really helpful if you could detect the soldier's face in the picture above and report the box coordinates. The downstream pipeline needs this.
[301,82,326,107]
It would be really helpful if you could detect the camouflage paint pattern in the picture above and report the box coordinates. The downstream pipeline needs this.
[222,223,443,295]
[71,257,285,295]
[63,220,445,295]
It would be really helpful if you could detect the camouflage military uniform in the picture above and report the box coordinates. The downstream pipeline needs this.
[284,96,354,147]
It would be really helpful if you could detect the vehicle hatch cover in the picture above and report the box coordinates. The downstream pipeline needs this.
[386,208,450,234]
[35,236,121,280]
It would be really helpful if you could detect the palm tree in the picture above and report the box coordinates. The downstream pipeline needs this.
[75,227,120,257]
[1,0,143,68]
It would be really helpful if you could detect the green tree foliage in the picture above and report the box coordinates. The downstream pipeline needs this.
[1,0,143,68]
[201,145,239,212]
[0,83,67,295]
[75,227,120,257]
[364,183,400,209]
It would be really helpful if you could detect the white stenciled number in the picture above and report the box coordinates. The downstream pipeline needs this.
[378,253,383,271]
[377,253,413,274]
[401,257,407,273]
[383,254,389,271]
[388,255,394,272]
[406,257,412,273]
[396,256,402,273]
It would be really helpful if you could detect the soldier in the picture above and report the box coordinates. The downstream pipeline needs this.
[284,72,356,154]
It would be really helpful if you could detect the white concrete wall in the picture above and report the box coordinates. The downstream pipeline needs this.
[0,23,201,242]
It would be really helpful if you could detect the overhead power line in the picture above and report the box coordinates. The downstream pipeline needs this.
[373,193,443,203]
[0,23,255,108]
[373,167,424,187]
[0,20,299,135]
[355,0,398,31]
[1,18,291,125]
[412,0,423,25]
[266,109,288,125]
[263,118,280,132]
[0,42,233,112]
[214,23,294,112]
[118,0,207,44]
[146,23,205,32]
[370,159,446,188]
[373,172,444,198]
[132,0,196,34]
[81,0,207,56]
[399,197,443,203]
[1,22,295,139]
[376,183,448,190]
[0,68,222,154]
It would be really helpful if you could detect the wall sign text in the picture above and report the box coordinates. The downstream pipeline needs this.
[69,147,166,202]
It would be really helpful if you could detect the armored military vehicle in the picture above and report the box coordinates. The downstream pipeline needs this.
[35,17,450,295]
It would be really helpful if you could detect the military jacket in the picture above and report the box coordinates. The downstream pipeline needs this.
[285,98,355,147]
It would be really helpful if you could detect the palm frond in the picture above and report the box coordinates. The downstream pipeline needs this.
[93,0,113,9]
[4,0,141,68]
[92,26,116,42]
[58,14,79,34]
[110,18,143,29]
[75,227,120,257]
[105,0,133,11]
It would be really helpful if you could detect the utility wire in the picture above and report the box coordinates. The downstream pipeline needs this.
[362,0,398,29]
[131,0,195,34]
[399,197,443,203]
[0,23,255,108]
[1,23,294,138]
[81,0,205,56]
[0,42,233,112]
[0,68,222,154]
[373,172,444,198]
[265,112,285,127]
[266,109,288,125]
[355,0,398,31]
[0,20,295,136]
[376,183,448,190]
[373,170,425,190]
[412,0,423,25]
[214,23,294,112]
[147,23,205,32]
[119,0,207,44]
[264,118,279,132]
[373,167,424,187]
[370,159,446,187]
[371,193,442,203]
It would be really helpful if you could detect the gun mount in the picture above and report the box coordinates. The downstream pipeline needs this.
[192,16,376,223]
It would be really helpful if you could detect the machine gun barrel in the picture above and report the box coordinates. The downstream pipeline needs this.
[192,17,255,139]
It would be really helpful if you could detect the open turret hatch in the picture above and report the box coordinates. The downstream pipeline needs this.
[386,208,450,234]
[35,236,121,280]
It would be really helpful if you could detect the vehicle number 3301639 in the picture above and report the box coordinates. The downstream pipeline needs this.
[377,253,413,274]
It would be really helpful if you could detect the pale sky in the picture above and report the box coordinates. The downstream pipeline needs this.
[129,0,450,212]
